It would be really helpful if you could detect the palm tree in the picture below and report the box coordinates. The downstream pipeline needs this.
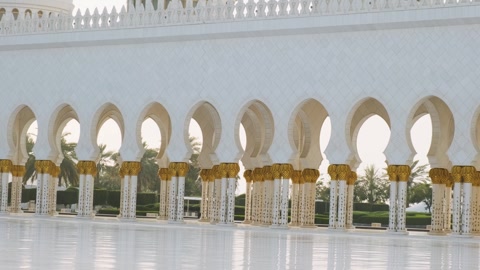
[138,142,159,192]
[95,144,114,186]
[57,134,79,187]
[24,133,79,187]
[185,136,202,196]
[355,164,389,204]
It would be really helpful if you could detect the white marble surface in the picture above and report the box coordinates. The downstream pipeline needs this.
[0,216,479,269]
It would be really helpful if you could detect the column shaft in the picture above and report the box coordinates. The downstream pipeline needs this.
[452,182,462,234]
[328,180,338,229]
[388,181,397,232]
[396,181,407,232]
[337,180,347,230]
[279,178,289,226]
[219,177,227,224]
[272,178,281,226]
[461,183,472,235]
[346,184,354,229]
[226,177,236,224]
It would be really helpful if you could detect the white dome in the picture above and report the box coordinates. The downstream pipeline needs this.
[0,0,73,20]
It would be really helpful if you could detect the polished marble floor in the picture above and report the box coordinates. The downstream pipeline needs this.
[0,216,479,269]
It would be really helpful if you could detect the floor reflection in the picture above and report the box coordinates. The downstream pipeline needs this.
[1,217,480,269]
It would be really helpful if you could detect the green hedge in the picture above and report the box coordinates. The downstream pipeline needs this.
[57,189,79,205]
[235,194,246,206]
[137,193,157,205]
[93,189,108,206]
[22,189,37,203]
[107,191,121,208]
[371,204,389,212]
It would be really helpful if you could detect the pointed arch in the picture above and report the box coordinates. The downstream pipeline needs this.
[288,98,329,170]
[136,102,171,167]
[185,101,222,168]
[407,96,454,168]
[91,103,125,160]
[346,97,391,168]
[47,104,80,164]
[7,105,37,165]
[235,100,274,169]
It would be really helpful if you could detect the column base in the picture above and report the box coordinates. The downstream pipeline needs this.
[242,220,252,224]
[346,225,356,230]
[156,216,168,221]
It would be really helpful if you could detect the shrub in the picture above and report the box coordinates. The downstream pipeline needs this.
[93,189,108,206]
[235,194,246,206]
[57,189,78,205]
[354,203,372,212]
[137,193,157,205]
[371,204,389,212]
[406,216,431,226]
[315,201,329,214]
[21,188,36,203]
[107,190,121,208]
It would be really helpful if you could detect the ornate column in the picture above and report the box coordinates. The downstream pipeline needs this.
[263,166,273,226]
[0,160,13,214]
[243,170,253,224]
[396,165,410,233]
[174,162,189,223]
[127,162,141,220]
[271,164,281,226]
[444,173,453,233]
[336,165,350,230]
[429,168,448,235]
[278,163,293,228]
[118,162,142,221]
[226,163,240,225]
[302,169,319,228]
[168,163,178,222]
[328,165,338,229]
[387,165,398,232]
[451,166,463,235]
[77,161,97,218]
[346,171,356,230]
[158,168,170,220]
[34,160,55,216]
[50,166,60,216]
[208,166,217,223]
[218,163,228,224]
[10,165,25,214]
[472,171,480,235]
[290,170,301,226]
[199,169,210,222]
[252,168,264,225]
[299,171,306,226]
[461,166,475,236]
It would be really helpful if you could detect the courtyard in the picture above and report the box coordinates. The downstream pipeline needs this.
[0,215,477,269]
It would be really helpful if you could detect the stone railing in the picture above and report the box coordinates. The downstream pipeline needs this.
[0,0,477,36]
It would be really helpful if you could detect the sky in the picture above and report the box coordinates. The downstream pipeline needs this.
[30,1,433,195]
